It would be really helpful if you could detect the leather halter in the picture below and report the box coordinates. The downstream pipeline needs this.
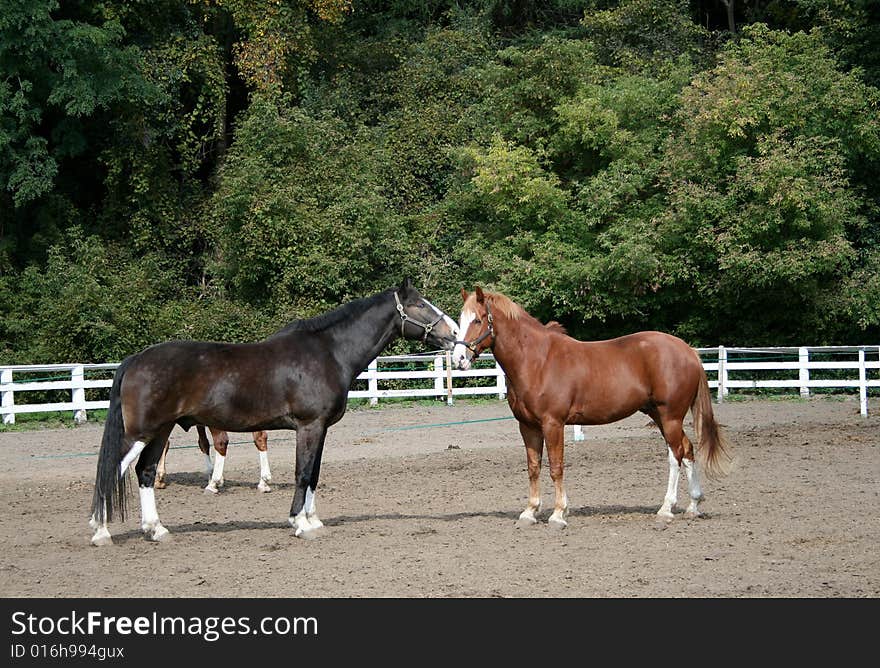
[455,301,494,353]
[394,292,445,342]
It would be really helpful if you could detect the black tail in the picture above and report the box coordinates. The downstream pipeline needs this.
[91,356,135,524]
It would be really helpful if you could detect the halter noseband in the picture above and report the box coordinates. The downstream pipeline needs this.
[394,292,445,342]
[455,301,494,353]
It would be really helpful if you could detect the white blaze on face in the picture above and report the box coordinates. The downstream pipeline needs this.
[423,299,459,340]
[453,308,476,370]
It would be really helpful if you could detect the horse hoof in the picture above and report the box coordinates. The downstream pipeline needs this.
[146,526,171,543]
[90,533,113,547]
[204,485,219,495]
[516,516,538,528]
[155,480,167,489]
[257,481,272,493]
[656,509,675,521]
[298,526,329,540]
[548,517,568,531]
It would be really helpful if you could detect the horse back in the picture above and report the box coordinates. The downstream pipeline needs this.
[118,338,342,434]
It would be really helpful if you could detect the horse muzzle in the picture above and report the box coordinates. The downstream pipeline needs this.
[452,342,475,370]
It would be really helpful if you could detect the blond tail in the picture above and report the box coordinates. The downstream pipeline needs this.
[691,362,733,479]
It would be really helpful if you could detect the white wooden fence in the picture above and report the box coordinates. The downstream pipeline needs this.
[2,346,878,425]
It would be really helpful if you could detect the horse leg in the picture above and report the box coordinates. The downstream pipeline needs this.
[88,512,112,546]
[517,422,544,527]
[544,421,568,529]
[653,413,686,520]
[304,431,326,530]
[155,440,170,489]
[254,431,272,493]
[205,427,228,494]
[194,424,212,478]
[134,426,174,542]
[681,433,704,517]
[288,421,328,538]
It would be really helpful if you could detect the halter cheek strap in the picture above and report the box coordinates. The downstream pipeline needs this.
[394,292,444,342]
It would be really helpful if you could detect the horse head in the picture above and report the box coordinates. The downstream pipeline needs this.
[394,277,459,350]
[453,286,496,370]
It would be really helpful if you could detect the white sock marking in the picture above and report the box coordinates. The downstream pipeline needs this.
[683,458,703,500]
[139,486,159,529]
[210,452,225,484]
[259,450,271,482]
[659,448,680,516]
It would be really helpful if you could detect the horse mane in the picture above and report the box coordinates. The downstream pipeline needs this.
[272,288,392,336]
[467,290,568,335]
[464,291,524,320]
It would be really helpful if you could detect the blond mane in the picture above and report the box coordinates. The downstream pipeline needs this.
[463,290,523,320]
[463,291,571,337]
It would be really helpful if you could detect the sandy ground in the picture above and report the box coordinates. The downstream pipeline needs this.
[0,396,877,598]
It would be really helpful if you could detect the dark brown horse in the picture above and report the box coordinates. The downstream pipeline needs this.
[90,279,458,545]
[156,427,272,493]
[452,287,731,529]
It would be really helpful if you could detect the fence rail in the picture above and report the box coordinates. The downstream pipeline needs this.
[2,346,878,425]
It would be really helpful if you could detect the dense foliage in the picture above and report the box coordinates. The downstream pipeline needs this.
[1,0,878,363]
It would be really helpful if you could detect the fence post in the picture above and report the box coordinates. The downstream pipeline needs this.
[72,365,87,424]
[1,368,13,425]
[799,347,810,399]
[717,346,727,403]
[434,354,445,402]
[445,351,454,406]
[858,347,867,417]
[494,356,506,400]
[368,358,378,406]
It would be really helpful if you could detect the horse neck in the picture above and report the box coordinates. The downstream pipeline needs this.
[490,312,545,382]
[326,297,399,380]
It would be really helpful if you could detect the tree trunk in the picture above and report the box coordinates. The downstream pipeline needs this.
[719,0,736,33]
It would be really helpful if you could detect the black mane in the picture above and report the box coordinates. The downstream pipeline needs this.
[270,288,394,337]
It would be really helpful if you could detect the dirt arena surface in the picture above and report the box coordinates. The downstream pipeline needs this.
[0,396,877,598]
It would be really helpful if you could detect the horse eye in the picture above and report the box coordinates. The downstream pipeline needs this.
[473,318,482,324]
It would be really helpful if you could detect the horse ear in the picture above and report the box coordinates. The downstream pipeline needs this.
[475,286,485,303]
[399,277,414,294]
[460,288,469,302]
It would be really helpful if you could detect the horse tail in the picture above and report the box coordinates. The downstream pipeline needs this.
[91,355,134,524]
[691,355,733,479]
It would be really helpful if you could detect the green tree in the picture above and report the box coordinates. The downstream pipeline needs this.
[656,24,880,343]
[0,0,148,266]
[207,95,414,314]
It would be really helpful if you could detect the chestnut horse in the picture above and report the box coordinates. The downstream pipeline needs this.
[89,278,458,545]
[452,287,731,529]
[156,427,272,493]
